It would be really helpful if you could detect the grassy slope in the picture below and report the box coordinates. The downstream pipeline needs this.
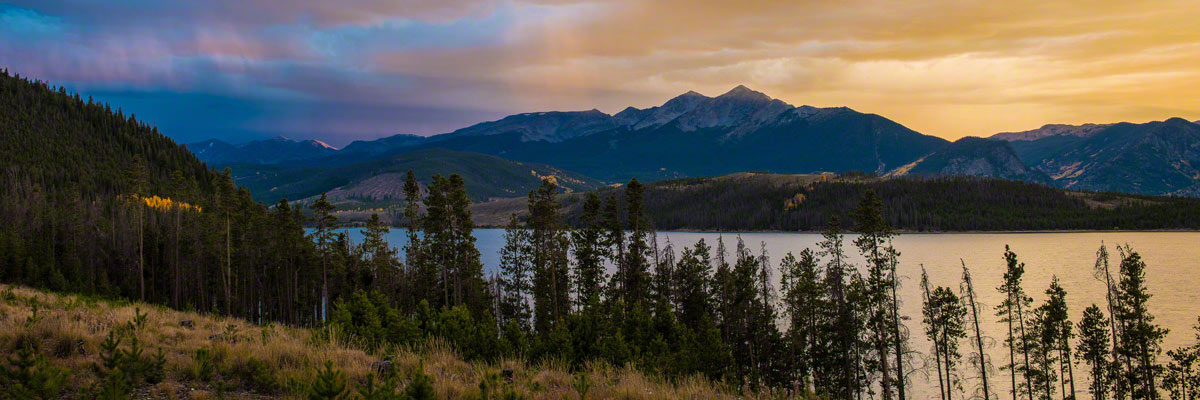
[0,284,740,399]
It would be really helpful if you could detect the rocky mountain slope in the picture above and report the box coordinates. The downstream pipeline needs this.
[886,137,1051,183]
[992,118,1200,194]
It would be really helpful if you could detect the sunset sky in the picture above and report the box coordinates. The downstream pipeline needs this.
[3,0,1199,146]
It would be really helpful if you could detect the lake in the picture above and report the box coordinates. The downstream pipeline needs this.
[331,228,1200,399]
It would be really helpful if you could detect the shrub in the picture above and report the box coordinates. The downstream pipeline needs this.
[193,348,215,382]
[309,360,349,400]
[232,357,279,393]
[89,316,167,397]
[403,365,435,400]
[356,373,401,400]
[1,343,67,399]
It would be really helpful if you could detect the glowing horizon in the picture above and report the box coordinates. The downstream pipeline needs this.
[2,1,1198,146]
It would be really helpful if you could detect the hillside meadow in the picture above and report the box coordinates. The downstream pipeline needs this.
[0,284,751,399]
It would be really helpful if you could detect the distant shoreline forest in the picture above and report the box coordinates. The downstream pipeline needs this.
[318,173,1200,232]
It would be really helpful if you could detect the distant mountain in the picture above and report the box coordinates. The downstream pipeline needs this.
[991,123,1113,141]
[335,86,948,182]
[436,109,618,143]
[887,137,1051,184]
[186,136,338,164]
[341,133,428,155]
[993,118,1200,194]
[229,148,603,206]
[612,90,708,129]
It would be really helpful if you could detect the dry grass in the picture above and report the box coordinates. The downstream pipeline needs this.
[0,284,749,399]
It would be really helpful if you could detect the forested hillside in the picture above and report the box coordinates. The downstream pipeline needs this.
[0,69,329,326]
[519,173,1200,231]
[0,70,212,200]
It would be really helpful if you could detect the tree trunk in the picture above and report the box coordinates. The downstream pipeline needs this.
[1008,299,1019,400]
[935,332,947,400]
[880,318,893,400]
[944,329,955,400]
[1018,297,1034,400]
[963,263,991,400]
[138,204,144,301]
[891,257,907,400]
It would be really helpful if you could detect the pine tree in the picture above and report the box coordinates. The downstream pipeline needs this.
[1113,246,1168,400]
[125,156,148,301]
[498,213,532,329]
[402,170,423,310]
[673,240,712,332]
[962,262,992,400]
[1041,278,1077,400]
[421,175,453,309]
[446,174,486,314]
[601,191,624,294]
[622,179,650,308]
[854,190,902,400]
[927,284,967,400]
[1093,243,1128,400]
[310,361,349,400]
[571,192,607,308]
[1163,317,1199,400]
[1077,305,1112,400]
[214,168,237,314]
[780,248,824,390]
[815,216,860,399]
[923,267,948,400]
[528,179,570,335]
[360,214,396,288]
[311,193,337,322]
[998,245,1036,400]
[1030,285,1061,400]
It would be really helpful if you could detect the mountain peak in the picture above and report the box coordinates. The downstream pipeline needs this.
[661,90,710,107]
[270,135,290,141]
[667,85,792,132]
[310,140,338,150]
[718,85,770,101]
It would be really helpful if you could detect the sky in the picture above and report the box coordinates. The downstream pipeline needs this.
[2,0,1199,147]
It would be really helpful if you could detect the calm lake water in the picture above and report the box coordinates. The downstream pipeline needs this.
[332,228,1200,399]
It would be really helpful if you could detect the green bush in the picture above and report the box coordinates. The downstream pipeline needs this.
[403,365,435,400]
[1,344,67,399]
[309,361,349,400]
[89,315,167,397]
[356,373,401,400]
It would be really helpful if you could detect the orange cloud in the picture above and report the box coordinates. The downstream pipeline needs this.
[371,0,1200,138]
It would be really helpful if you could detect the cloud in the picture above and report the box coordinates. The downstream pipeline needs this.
[1,0,1198,143]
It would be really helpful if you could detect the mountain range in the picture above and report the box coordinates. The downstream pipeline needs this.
[189,135,338,164]
[992,118,1200,195]
[188,86,1200,203]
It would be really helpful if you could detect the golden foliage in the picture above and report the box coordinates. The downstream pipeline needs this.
[123,194,203,213]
